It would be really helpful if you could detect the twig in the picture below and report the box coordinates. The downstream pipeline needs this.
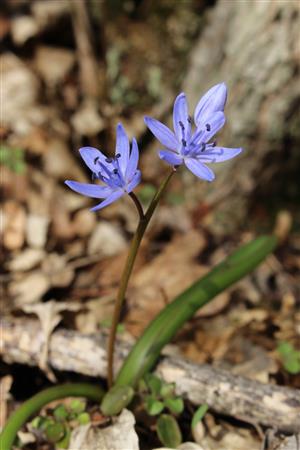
[70,0,99,100]
[1,317,300,433]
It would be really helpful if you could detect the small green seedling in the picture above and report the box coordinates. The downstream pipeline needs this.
[142,373,184,417]
[0,146,26,174]
[191,404,209,430]
[140,373,185,445]
[277,341,300,374]
[157,414,182,448]
[29,399,91,449]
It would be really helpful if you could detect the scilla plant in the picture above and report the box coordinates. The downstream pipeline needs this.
[0,84,277,449]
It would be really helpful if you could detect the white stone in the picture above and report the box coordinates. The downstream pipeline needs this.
[88,222,126,256]
[34,46,75,86]
[8,248,45,272]
[10,271,50,305]
[71,101,104,136]
[69,409,139,450]
[26,214,49,248]
[1,53,42,135]
[11,16,39,45]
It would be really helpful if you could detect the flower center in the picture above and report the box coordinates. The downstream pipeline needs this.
[93,154,125,188]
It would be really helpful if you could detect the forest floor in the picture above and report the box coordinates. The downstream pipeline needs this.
[1,1,300,449]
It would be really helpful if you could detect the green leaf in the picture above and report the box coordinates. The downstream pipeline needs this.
[40,417,55,431]
[70,399,86,414]
[277,341,300,374]
[0,145,26,174]
[115,236,277,388]
[277,341,292,354]
[56,424,71,449]
[144,373,162,396]
[145,396,164,416]
[138,378,147,393]
[45,422,65,443]
[0,383,104,450]
[100,385,134,416]
[53,405,68,421]
[191,404,209,429]
[14,160,26,174]
[77,412,90,425]
[29,416,44,429]
[164,397,184,415]
[157,414,182,448]
[285,358,300,374]
[160,382,175,399]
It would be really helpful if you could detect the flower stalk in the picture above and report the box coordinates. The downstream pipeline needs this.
[107,168,175,387]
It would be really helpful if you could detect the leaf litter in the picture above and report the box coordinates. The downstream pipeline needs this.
[1,1,299,449]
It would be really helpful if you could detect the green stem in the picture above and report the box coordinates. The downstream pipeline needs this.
[115,235,277,387]
[0,383,104,450]
[129,192,145,221]
[107,169,175,387]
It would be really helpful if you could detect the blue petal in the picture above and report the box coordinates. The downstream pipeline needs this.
[194,83,227,128]
[126,169,141,193]
[202,111,226,142]
[200,147,243,163]
[79,147,108,173]
[173,93,190,141]
[192,112,226,146]
[65,180,113,198]
[184,158,215,182]
[125,137,139,181]
[159,150,183,166]
[116,123,129,175]
[90,190,124,212]
[144,117,178,151]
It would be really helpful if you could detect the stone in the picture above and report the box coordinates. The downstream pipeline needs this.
[68,409,139,450]
[1,53,41,135]
[2,201,26,251]
[11,15,39,45]
[8,248,45,272]
[9,271,50,305]
[26,214,49,248]
[87,222,126,256]
[73,209,96,237]
[34,46,75,86]
[71,101,105,136]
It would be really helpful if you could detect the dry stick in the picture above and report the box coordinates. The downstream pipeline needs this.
[70,0,99,100]
[1,318,300,433]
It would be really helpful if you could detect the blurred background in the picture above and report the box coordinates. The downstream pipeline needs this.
[1,0,300,447]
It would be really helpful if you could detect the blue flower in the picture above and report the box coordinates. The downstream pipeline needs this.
[144,83,242,182]
[65,123,141,211]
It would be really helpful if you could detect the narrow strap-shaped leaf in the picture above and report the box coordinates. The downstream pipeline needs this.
[115,235,277,387]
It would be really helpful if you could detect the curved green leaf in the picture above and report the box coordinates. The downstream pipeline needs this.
[115,235,277,387]
[0,383,104,450]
